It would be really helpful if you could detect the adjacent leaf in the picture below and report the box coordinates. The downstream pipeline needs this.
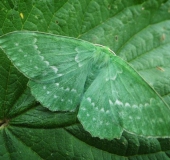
[0,49,30,119]
[66,125,170,159]
[1,31,170,139]
[0,50,39,159]
[6,123,170,160]
[1,102,170,160]
[115,2,170,106]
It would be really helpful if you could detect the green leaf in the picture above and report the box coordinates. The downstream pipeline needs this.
[1,0,170,159]
[1,31,170,139]
[0,50,39,159]
[0,49,29,119]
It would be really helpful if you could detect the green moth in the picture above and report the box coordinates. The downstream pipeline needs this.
[0,31,170,139]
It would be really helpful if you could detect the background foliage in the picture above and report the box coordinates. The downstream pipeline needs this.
[0,0,170,159]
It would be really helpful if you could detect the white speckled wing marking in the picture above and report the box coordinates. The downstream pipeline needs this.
[0,31,97,111]
[1,31,170,140]
[78,58,170,139]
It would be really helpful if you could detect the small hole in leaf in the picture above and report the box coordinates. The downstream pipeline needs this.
[160,33,165,41]
[115,35,118,41]
[156,66,164,72]
[108,5,111,10]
